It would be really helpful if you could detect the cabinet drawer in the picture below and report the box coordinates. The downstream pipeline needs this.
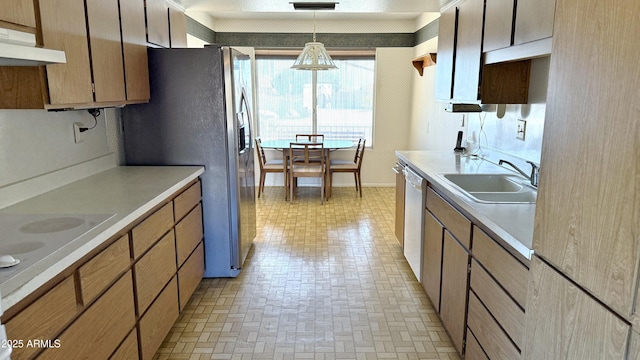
[175,203,203,266]
[78,234,131,305]
[465,329,489,360]
[472,226,528,307]
[132,202,174,259]
[178,241,204,310]
[174,180,201,221]
[110,329,139,360]
[5,277,78,360]
[471,259,525,349]
[467,292,520,360]
[139,276,179,360]
[135,230,177,314]
[427,187,471,248]
[40,272,136,360]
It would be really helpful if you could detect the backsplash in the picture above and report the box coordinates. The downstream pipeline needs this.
[0,109,111,189]
[466,56,549,165]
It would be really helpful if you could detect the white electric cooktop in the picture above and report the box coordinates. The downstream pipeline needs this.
[0,213,114,283]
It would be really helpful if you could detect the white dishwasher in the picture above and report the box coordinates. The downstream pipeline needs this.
[403,166,425,282]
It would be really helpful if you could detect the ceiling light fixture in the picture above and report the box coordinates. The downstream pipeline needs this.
[290,3,338,71]
[291,2,337,10]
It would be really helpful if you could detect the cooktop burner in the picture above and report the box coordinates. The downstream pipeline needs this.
[0,213,115,283]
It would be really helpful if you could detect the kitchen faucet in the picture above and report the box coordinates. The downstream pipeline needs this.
[498,159,540,187]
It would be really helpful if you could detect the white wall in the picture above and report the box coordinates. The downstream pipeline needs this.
[0,108,119,208]
[408,36,469,152]
[0,109,111,188]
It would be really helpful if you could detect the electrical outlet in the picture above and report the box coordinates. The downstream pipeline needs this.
[73,122,86,143]
[516,119,527,141]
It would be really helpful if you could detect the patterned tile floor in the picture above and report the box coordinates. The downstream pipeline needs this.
[155,186,459,360]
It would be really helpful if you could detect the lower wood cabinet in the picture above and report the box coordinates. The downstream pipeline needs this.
[422,211,444,311]
[465,329,489,360]
[4,277,77,360]
[39,271,136,360]
[139,277,179,360]
[424,186,472,356]
[467,291,519,360]
[467,226,528,359]
[179,242,205,310]
[135,229,177,314]
[175,203,204,266]
[440,230,470,355]
[78,234,131,305]
[420,185,533,358]
[628,330,640,359]
[470,260,524,349]
[524,256,630,359]
[2,179,204,359]
[111,329,139,360]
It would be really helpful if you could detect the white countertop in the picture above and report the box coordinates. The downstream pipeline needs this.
[396,150,535,263]
[0,166,204,311]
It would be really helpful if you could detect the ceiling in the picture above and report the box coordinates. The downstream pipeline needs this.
[180,0,443,21]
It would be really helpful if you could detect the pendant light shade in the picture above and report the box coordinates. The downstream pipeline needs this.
[291,12,337,70]
[291,42,337,70]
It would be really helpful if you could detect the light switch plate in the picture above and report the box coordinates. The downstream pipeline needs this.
[516,119,526,141]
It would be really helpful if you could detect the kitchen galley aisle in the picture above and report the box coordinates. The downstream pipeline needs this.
[155,187,458,359]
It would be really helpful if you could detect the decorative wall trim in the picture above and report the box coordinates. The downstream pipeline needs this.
[186,17,216,44]
[415,18,439,46]
[186,16,439,48]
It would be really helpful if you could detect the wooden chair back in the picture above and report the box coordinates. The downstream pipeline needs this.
[289,142,326,203]
[295,134,325,142]
[289,142,325,169]
[255,138,267,169]
[355,138,366,169]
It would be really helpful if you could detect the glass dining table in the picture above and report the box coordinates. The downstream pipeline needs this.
[259,139,355,199]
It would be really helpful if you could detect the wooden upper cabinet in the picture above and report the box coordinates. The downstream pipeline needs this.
[86,0,126,103]
[514,0,556,45]
[169,5,187,48]
[146,0,170,47]
[39,0,94,106]
[483,0,514,52]
[435,6,458,101]
[533,0,640,317]
[452,0,484,102]
[434,5,457,101]
[120,0,151,102]
[1,0,36,28]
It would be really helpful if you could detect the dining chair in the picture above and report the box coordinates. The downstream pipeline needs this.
[295,134,324,142]
[255,138,284,198]
[329,138,366,197]
[288,142,326,204]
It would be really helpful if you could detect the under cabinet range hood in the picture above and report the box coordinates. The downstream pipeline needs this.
[0,27,66,66]
[444,103,482,112]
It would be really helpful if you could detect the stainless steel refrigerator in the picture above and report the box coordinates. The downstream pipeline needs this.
[122,46,256,277]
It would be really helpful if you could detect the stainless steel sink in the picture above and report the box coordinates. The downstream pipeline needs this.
[439,173,537,204]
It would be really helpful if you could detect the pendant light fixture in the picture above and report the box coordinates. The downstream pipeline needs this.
[291,7,337,70]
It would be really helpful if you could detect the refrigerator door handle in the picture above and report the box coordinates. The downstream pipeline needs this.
[237,88,252,154]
